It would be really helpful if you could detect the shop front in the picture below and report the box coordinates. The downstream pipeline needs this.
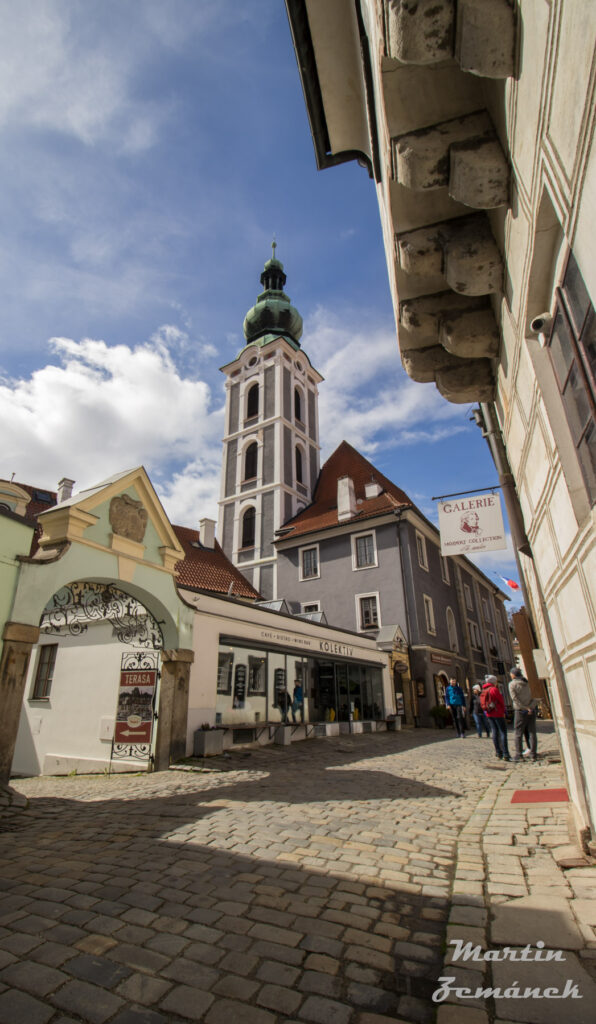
[181,590,392,749]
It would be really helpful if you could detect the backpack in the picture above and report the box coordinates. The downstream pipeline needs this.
[480,688,496,713]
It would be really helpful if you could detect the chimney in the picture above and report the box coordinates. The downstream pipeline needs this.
[337,476,356,521]
[57,477,75,504]
[199,517,216,549]
[365,479,382,499]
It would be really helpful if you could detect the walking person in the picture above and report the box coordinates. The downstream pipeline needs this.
[509,667,538,762]
[291,679,304,724]
[445,677,467,738]
[481,675,511,761]
[469,684,491,737]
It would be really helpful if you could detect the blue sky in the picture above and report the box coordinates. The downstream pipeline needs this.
[0,0,521,602]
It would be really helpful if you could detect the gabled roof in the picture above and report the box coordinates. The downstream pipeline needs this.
[276,441,414,541]
[173,525,260,600]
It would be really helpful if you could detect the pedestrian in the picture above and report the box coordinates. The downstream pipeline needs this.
[469,683,491,737]
[445,677,467,738]
[277,689,292,724]
[291,679,304,723]
[509,667,538,762]
[481,675,511,761]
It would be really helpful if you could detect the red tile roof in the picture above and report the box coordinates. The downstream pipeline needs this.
[276,441,415,541]
[6,481,57,554]
[173,525,260,599]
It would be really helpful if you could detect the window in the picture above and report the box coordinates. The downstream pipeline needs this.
[295,446,303,484]
[301,602,320,614]
[358,595,379,630]
[468,620,481,649]
[217,652,233,694]
[464,584,473,611]
[416,531,428,570]
[300,545,319,580]
[487,631,498,655]
[423,595,436,635]
[440,556,450,584]
[547,252,596,502]
[294,387,303,423]
[246,383,259,420]
[352,531,377,569]
[241,506,256,548]
[248,655,266,695]
[481,597,490,622]
[32,644,57,699]
[244,442,258,481]
[446,607,458,651]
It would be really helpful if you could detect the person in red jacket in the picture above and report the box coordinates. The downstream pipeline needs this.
[481,675,511,761]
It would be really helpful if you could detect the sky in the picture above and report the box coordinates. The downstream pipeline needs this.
[0,0,522,603]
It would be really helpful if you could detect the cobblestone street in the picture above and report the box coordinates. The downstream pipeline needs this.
[1,725,595,1024]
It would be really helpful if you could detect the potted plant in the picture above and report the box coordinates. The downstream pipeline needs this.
[193,723,224,757]
[429,705,450,729]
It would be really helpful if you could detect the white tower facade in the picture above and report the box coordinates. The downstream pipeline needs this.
[218,251,323,599]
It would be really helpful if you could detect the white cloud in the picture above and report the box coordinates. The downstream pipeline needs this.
[0,329,223,525]
[309,306,465,459]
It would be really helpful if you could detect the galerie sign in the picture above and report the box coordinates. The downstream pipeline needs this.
[438,493,507,555]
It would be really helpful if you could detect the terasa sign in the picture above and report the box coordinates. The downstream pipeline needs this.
[438,493,507,556]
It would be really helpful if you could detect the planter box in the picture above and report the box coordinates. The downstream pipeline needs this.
[193,730,223,757]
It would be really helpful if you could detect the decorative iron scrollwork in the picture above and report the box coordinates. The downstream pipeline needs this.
[111,742,152,761]
[40,581,164,648]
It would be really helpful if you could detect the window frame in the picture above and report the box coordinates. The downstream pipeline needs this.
[546,252,596,503]
[299,543,320,581]
[31,643,58,700]
[245,382,259,421]
[295,445,304,485]
[423,594,436,635]
[351,529,378,571]
[294,386,304,425]
[415,531,428,571]
[463,583,473,611]
[468,619,482,650]
[217,652,233,695]
[301,601,321,614]
[356,592,381,631]
[240,505,256,549]
[446,607,458,652]
[243,441,258,482]
[440,555,450,584]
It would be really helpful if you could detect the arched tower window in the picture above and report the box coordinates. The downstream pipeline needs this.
[244,442,258,481]
[241,507,256,548]
[294,387,303,423]
[246,383,259,419]
[295,446,303,484]
[447,607,458,652]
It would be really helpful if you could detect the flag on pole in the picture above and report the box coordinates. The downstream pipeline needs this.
[498,575,520,591]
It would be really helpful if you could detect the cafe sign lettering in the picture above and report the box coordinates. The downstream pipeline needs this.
[438,493,507,556]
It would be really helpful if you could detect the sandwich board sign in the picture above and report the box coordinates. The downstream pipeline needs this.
[438,493,507,556]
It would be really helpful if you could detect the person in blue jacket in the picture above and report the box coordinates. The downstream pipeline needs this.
[445,677,467,738]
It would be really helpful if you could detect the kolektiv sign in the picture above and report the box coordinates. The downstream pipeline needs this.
[438,494,507,555]
[115,669,156,743]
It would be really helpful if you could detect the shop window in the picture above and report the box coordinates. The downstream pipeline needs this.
[31,644,57,699]
[352,531,377,569]
[358,594,379,630]
[416,531,428,570]
[241,506,256,548]
[423,595,436,635]
[217,652,233,694]
[246,383,259,420]
[248,655,266,695]
[547,252,596,502]
[300,545,319,580]
[244,442,258,481]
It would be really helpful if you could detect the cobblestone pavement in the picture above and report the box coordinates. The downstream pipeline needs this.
[1,725,595,1024]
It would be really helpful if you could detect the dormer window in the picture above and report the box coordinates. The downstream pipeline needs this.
[246,383,259,420]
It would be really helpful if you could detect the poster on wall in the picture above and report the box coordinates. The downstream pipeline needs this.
[114,668,156,744]
[438,493,507,555]
[233,664,247,708]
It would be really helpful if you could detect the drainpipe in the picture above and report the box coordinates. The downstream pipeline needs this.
[477,403,593,843]
[394,509,419,726]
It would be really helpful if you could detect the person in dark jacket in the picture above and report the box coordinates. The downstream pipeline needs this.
[445,678,467,738]
[469,684,491,737]
[481,675,511,761]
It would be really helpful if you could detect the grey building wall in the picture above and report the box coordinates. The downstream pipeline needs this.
[222,503,234,558]
[308,389,316,440]
[229,383,239,434]
[224,440,237,498]
[262,425,275,485]
[264,366,275,419]
[401,521,462,653]
[283,367,291,421]
[261,491,275,558]
[309,445,318,493]
[259,563,274,600]
[283,427,292,486]
[284,492,293,524]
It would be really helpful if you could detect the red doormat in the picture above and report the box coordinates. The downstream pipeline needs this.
[511,788,569,804]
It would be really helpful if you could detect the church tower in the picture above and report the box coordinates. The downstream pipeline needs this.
[218,247,323,599]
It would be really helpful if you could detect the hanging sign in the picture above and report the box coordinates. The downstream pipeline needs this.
[438,493,507,555]
[114,669,156,744]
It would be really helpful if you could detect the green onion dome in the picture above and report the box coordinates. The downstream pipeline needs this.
[242,244,303,346]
